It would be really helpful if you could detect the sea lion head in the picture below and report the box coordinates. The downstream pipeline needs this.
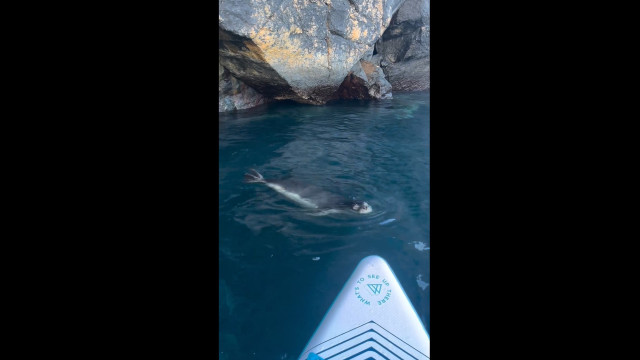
[350,201,372,214]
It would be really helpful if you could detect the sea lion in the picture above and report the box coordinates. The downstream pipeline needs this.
[243,169,372,214]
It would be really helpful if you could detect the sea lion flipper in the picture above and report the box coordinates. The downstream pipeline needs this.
[244,169,265,183]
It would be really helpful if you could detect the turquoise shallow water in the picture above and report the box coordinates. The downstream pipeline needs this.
[219,92,430,360]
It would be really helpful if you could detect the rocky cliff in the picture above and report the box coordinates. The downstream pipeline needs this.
[219,0,429,112]
[373,0,430,91]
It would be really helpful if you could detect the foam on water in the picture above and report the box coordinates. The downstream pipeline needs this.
[416,274,429,291]
[413,241,430,252]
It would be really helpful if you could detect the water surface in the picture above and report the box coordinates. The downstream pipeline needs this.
[219,92,430,360]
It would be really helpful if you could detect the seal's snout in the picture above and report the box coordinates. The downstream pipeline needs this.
[351,200,372,214]
[360,201,372,214]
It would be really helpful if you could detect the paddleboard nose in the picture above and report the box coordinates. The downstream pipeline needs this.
[299,255,430,360]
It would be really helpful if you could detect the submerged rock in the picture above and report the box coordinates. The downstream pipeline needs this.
[219,0,405,105]
[374,0,429,91]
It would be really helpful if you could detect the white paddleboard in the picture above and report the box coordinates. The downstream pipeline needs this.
[298,255,430,360]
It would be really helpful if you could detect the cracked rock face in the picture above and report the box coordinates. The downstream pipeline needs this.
[219,0,405,105]
[374,0,429,91]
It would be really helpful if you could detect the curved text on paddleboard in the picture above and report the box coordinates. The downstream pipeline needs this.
[353,274,392,306]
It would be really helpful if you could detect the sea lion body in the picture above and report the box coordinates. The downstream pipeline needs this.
[244,169,372,214]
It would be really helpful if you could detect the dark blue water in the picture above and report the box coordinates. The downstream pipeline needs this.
[219,92,430,360]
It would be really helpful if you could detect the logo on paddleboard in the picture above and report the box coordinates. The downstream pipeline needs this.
[354,274,392,306]
[367,284,382,294]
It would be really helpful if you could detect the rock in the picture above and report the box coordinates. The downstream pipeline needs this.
[361,60,393,99]
[219,62,268,112]
[219,0,406,105]
[334,59,392,100]
[374,0,429,91]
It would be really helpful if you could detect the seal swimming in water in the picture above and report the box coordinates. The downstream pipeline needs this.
[243,169,372,215]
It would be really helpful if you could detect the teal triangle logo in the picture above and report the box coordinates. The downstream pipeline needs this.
[367,284,382,294]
